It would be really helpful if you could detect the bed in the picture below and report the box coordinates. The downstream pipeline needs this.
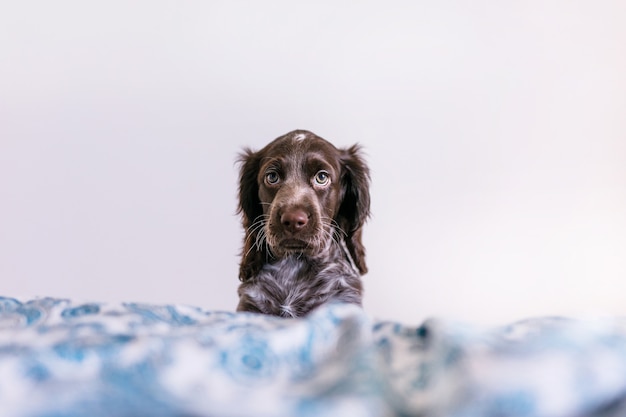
[1,296,626,417]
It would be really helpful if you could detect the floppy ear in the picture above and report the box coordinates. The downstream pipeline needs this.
[337,145,371,275]
[237,148,266,281]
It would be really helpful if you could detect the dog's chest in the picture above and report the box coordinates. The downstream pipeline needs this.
[261,257,325,304]
[250,255,357,317]
[264,257,312,286]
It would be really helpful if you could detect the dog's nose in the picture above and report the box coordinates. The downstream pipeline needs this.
[281,209,309,233]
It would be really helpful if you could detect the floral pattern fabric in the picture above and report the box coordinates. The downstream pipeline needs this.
[1,296,626,417]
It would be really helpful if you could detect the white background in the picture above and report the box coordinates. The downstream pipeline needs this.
[2,1,625,324]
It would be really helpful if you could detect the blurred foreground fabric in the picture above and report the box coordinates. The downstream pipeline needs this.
[1,297,626,417]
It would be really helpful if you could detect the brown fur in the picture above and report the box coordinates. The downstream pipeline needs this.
[236,130,370,317]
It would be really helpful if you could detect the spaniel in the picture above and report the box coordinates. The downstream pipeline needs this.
[236,130,370,317]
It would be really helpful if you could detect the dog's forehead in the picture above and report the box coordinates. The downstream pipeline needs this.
[264,130,339,160]
[274,130,337,153]
[293,132,308,142]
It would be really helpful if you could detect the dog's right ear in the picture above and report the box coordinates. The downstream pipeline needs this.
[237,148,263,230]
[237,148,265,282]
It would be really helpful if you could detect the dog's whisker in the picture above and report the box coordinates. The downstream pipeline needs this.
[244,241,258,258]
[247,223,266,240]
[246,216,269,235]
[253,233,262,251]
[246,221,265,235]
[321,216,348,237]
[244,224,267,248]
[264,237,274,261]
[318,221,344,247]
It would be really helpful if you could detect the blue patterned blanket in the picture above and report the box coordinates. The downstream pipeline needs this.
[1,297,626,417]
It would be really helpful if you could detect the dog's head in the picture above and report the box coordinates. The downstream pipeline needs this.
[237,130,370,282]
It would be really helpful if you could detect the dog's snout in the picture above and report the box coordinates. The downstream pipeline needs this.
[280,209,309,234]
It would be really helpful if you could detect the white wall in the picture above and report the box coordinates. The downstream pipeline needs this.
[1,1,625,325]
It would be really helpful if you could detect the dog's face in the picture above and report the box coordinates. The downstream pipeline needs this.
[257,133,343,257]
[238,130,370,281]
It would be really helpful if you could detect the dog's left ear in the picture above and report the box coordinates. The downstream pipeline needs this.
[337,145,371,274]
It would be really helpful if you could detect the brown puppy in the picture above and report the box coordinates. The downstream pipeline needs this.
[236,130,370,317]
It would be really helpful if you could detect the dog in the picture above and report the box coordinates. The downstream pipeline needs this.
[236,130,370,317]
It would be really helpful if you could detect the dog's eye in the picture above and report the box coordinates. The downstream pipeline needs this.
[265,171,280,185]
[314,171,330,186]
